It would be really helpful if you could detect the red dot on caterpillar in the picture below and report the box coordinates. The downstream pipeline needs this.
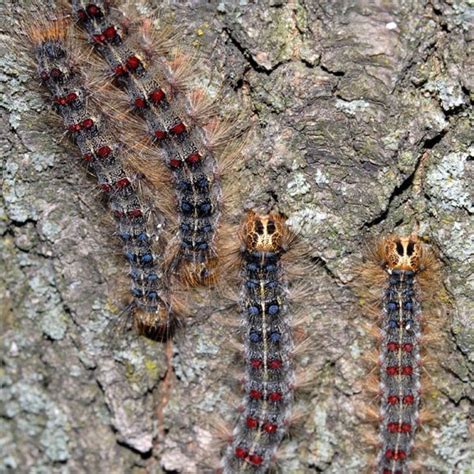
[387,395,399,405]
[386,366,398,376]
[249,390,263,400]
[82,118,94,129]
[387,342,399,351]
[50,67,62,79]
[77,9,87,21]
[149,88,165,104]
[66,92,78,103]
[83,153,93,162]
[186,152,201,165]
[94,34,105,43]
[402,366,413,375]
[395,451,407,460]
[403,394,415,404]
[97,146,112,158]
[114,65,127,77]
[101,183,112,193]
[154,130,167,140]
[388,422,412,434]
[385,449,406,461]
[234,447,247,459]
[246,417,258,429]
[128,209,143,218]
[169,158,182,169]
[250,358,262,369]
[269,359,283,369]
[115,178,130,189]
[126,55,141,71]
[263,422,278,433]
[169,122,187,135]
[86,4,101,17]
[268,392,283,402]
[134,97,146,108]
[103,26,117,40]
[54,96,67,106]
[387,422,398,433]
[248,454,264,465]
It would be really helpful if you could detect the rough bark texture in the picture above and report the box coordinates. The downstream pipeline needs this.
[0,1,472,473]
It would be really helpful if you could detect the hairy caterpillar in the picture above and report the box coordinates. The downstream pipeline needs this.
[24,17,179,340]
[357,235,444,473]
[220,211,303,473]
[69,0,241,286]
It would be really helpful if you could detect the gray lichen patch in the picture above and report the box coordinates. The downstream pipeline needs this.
[425,79,469,111]
[335,99,371,116]
[40,410,70,463]
[307,403,337,469]
[39,308,68,340]
[426,150,473,213]
[1,381,70,466]
[434,410,472,470]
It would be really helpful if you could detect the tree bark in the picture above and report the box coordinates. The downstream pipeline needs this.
[0,0,472,473]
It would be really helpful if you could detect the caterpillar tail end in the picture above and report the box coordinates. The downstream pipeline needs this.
[133,308,180,342]
[180,258,219,287]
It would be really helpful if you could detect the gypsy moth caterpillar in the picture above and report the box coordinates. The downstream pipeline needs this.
[23,15,179,341]
[70,0,244,287]
[221,211,300,473]
[356,234,445,473]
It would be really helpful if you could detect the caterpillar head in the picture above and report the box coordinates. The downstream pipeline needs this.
[383,235,423,271]
[243,211,286,253]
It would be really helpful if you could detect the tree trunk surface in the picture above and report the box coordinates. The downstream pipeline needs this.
[0,1,472,473]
